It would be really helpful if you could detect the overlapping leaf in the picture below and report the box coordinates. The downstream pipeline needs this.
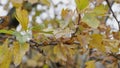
[11,0,23,8]
[15,8,29,30]
[92,5,108,15]
[0,40,12,68]
[75,0,89,12]
[13,42,29,66]
[89,34,106,52]
[85,60,95,68]
[13,31,31,44]
[53,45,66,61]
[82,13,100,28]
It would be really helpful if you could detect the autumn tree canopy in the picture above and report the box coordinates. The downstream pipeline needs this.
[0,0,120,68]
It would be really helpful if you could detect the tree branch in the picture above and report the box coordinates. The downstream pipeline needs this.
[104,0,114,23]
[28,39,80,56]
[105,0,120,30]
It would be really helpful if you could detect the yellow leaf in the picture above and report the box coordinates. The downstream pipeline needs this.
[0,50,12,68]
[61,9,69,19]
[105,40,119,52]
[28,0,38,4]
[111,46,119,53]
[110,40,119,52]
[89,34,106,52]
[85,60,95,68]
[53,44,67,61]
[61,9,74,21]
[43,64,49,68]
[13,42,29,66]
[13,42,21,66]
[0,40,10,62]
[11,0,23,8]
[40,0,50,6]
[15,8,29,30]
[0,40,12,68]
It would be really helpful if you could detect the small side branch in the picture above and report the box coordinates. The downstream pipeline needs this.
[71,13,81,37]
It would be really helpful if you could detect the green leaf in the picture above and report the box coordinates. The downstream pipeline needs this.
[75,0,89,12]
[0,29,14,35]
[32,24,45,31]
[43,64,49,68]
[82,13,100,28]
[13,31,31,44]
[92,5,108,15]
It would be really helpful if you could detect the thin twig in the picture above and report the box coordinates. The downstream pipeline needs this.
[71,13,81,37]
[105,0,120,30]
[104,0,114,23]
